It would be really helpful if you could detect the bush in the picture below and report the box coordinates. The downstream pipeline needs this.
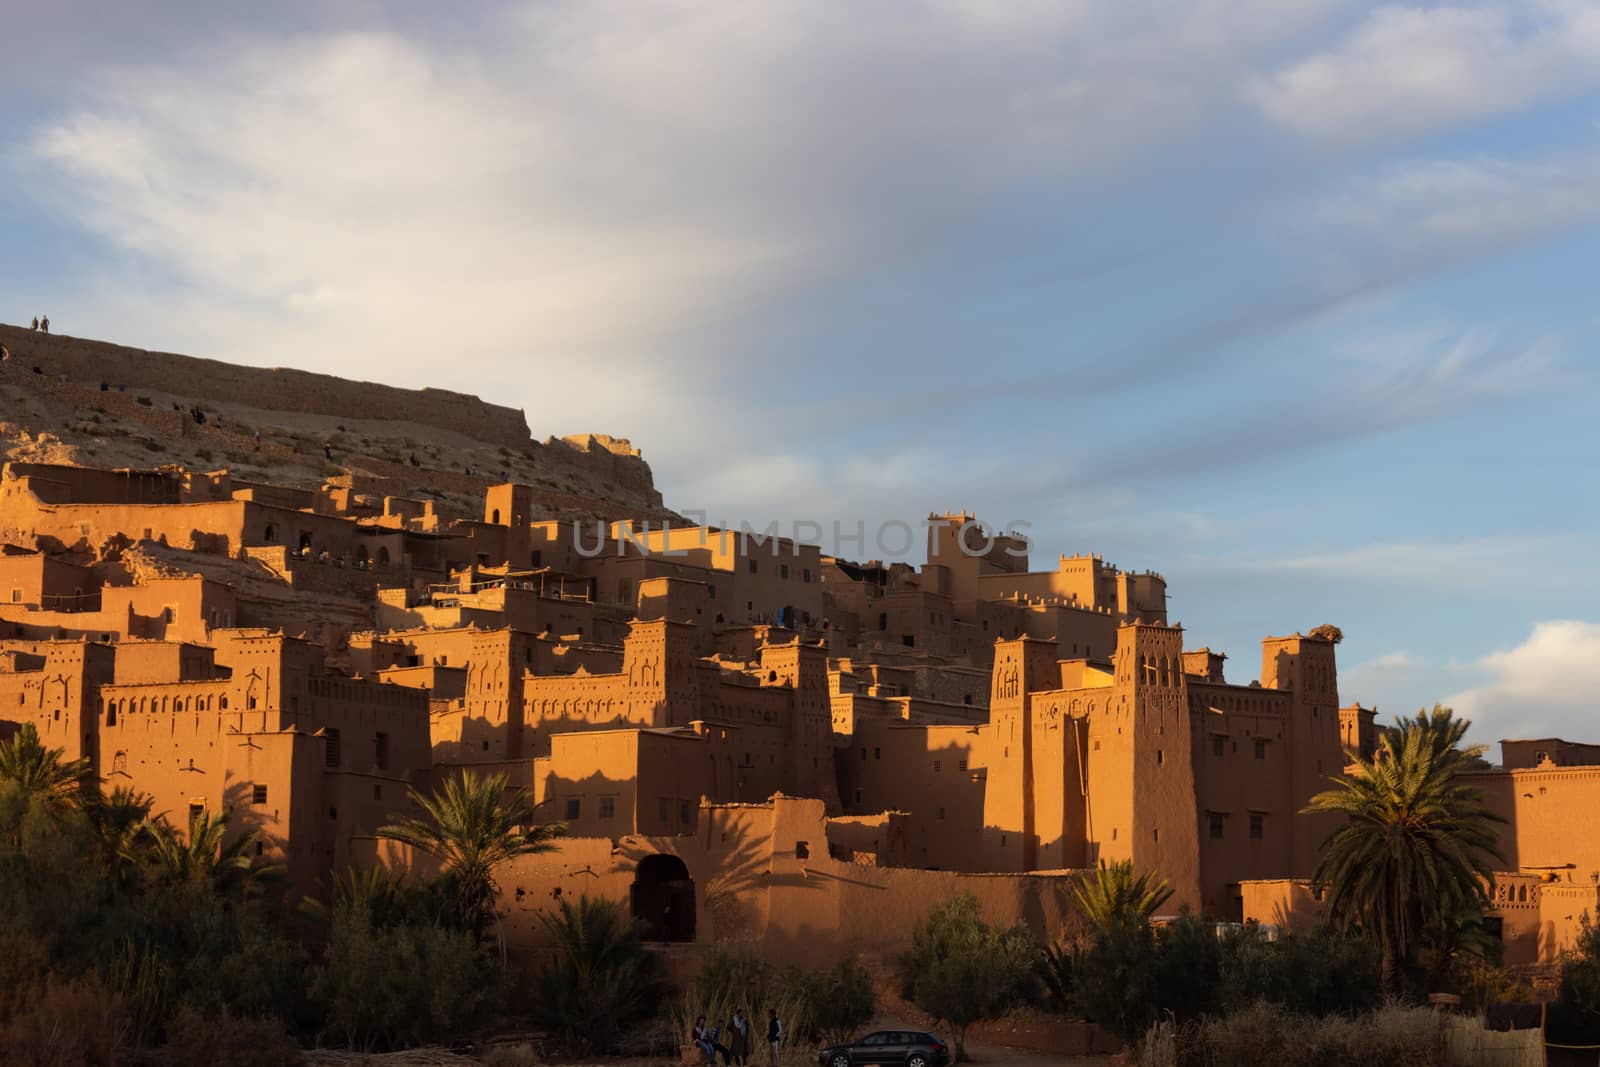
[312,902,504,1051]
[897,894,1038,1061]
[1217,925,1380,1017]
[790,957,876,1044]
[1072,916,1158,1042]
[529,895,668,1055]
[165,1005,302,1067]
[0,972,128,1067]
[1550,911,1600,1045]
[1166,1001,1442,1067]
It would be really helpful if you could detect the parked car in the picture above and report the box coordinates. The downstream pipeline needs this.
[816,1030,950,1067]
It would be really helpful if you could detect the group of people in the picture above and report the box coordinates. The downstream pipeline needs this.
[692,1008,781,1066]
[29,315,50,333]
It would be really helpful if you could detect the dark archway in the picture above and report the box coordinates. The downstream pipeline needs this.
[631,853,695,942]
[298,531,314,554]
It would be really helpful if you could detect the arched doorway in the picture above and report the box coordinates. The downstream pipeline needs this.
[631,854,695,942]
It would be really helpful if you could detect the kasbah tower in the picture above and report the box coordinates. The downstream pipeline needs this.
[0,325,1595,972]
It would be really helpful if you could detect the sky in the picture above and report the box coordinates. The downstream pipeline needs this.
[4,1,1599,753]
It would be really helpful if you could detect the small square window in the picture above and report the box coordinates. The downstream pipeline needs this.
[1208,813,1224,839]
[565,798,581,820]
[933,759,942,772]
[373,784,382,801]
[328,806,338,821]
[937,807,946,820]
[853,788,863,804]
[680,800,692,824]
[1250,813,1265,839]
[748,559,758,574]
[959,759,968,771]
[251,784,268,805]
[780,564,790,579]
[1254,739,1267,760]
[795,840,809,859]
[658,797,671,822]
[599,796,616,819]
[1211,736,1225,757]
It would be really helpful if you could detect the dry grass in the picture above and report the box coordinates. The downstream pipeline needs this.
[1140,1002,1444,1067]
[0,973,129,1067]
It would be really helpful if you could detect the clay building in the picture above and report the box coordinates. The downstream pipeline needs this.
[1,456,1591,966]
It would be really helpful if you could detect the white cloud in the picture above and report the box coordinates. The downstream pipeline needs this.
[1447,620,1600,742]
[1253,1,1600,144]
[1300,152,1600,257]
[14,1,1344,451]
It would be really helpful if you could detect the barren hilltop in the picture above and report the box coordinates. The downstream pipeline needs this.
[0,323,672,524]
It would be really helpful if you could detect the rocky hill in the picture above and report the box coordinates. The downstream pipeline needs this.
[0,323,673,523]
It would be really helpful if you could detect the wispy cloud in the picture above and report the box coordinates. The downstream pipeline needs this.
[1253,1,1600,145]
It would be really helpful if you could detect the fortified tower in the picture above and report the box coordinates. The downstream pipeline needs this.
[1261,632,1345,876]
[981,635,1063,871]
[1085,622,1201,909]
[622,618,702,727]
[760,637,841,811]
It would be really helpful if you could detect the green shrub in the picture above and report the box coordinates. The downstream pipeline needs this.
[1550,911,1600,1045]
[1072,915,1158,1042]
[789,956,876,1044]
[530,895,668,1055]
[897,893,1038,1061]
[311,902,504,1051]
[1217,925,1380,1017]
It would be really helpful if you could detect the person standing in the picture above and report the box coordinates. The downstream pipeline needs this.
[39,315,48,334]
[730,1009,751,1066]
[766,1008,781,1067]
[30,317,38,331]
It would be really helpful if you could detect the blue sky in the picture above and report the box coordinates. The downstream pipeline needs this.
[5,1,1600,750]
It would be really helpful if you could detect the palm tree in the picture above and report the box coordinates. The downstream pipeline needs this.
[1068,859,1174,931]
[0,723,90,808]
[532,894,667,1053]
[301,865,430,929]
[140,807,279,898]
[378,771,564,940]
[1303,705,1505,990]
[89,785,156,887]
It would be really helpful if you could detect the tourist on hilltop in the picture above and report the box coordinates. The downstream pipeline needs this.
[30,317,38,331]
[39,315,49,333]
[766,1009,782,1067]
[729,1009,751,1066]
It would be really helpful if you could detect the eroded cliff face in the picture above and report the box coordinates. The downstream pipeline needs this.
[0,324,672,523]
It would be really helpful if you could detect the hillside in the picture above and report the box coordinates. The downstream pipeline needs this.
[0,323,673,523]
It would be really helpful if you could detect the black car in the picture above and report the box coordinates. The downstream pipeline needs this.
[817,1030,950,1067]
